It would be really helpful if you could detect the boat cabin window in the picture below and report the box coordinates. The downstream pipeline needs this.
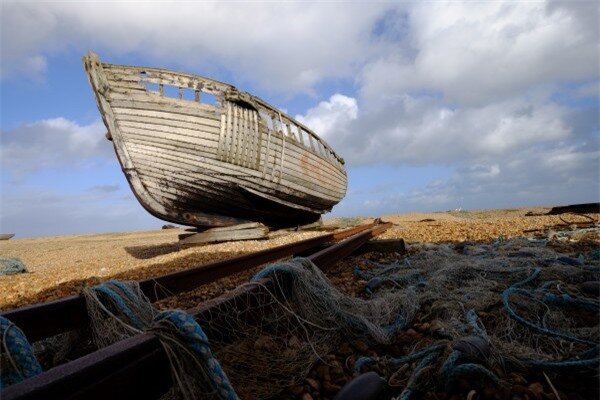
[138,72,218,106]
[163,85,180,98]
[259,111,274,130]
[202,92,218,106]
[144,82,161,93]
[289,125,301,142]
[255,110,340,166]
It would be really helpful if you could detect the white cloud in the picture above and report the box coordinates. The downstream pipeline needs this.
[1,2,390,93]
[359,1,599,105]
[297,93,573,166]
[354,145,599,215]
[576,81,600,98]
[0,186,161,237]
[295,94,358,140]
[1,118,111,178]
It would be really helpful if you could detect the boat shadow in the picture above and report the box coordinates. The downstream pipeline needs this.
[1,249,248,312]
[124,242,182,259]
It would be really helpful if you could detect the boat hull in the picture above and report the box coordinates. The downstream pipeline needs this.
[84,53,347,228]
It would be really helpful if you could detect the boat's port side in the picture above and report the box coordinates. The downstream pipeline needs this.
[85,52,348,228]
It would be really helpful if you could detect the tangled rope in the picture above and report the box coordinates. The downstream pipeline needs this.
[0,316,42,388]
[253,257,417,344]
[350,238,599,399]
[83,280,238,400]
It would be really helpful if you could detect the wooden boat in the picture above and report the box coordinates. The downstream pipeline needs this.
[83,52,347,229]
[0,234,15,241]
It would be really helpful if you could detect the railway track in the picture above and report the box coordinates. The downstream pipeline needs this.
[2,222,392,400]
[2,222,379,343]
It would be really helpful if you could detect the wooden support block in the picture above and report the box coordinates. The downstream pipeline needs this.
[179,223,268,247]
[354,239,406,255]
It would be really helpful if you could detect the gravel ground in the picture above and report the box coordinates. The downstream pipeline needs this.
[1,207,598,399]
[0,229,324,310]
[1,208,597,311]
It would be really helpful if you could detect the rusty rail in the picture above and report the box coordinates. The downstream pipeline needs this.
[1,223,377,343]
[2,222,392,400]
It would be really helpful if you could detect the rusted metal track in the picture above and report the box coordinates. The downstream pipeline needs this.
[2,222,392,400]
[1,223,377,343]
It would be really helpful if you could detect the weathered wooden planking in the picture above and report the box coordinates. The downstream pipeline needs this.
[130,151,344,205]
[111,96,346,180]
[129,149,344,205]
[115,104,346,184]
[106,64,345,166]
[127,143,346,199]
[126,137,347,196]
[84,51,347,228]
[111,95,345,175]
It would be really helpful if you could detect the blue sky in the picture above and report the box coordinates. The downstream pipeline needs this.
[1,1,598,237]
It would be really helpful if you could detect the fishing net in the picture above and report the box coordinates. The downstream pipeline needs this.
[32,258,416,399]
[8,234,599,400]
[204,257,418,399]
[349,236,599,398]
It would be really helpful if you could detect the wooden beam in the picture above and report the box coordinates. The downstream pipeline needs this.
[179,223,268,247]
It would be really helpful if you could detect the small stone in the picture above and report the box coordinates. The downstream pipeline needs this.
[333,372,387,400]
[323,380,342,394]
[557,256,582,266]
[289,385,304,396]
[528,382,544,400]
[316,365,331,381]
[301,393,314,400]
[353,340,369,353]
[306,378,320,392]
[331,365,345,380]
[338,342,353,356]
[366,277,385,292]
[405,328,421,341]
[254,335,276,352]
[508,372,527,385]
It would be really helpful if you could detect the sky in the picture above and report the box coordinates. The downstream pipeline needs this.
[1,1,599,238]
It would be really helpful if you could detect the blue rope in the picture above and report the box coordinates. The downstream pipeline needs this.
[439,350,461,387]
[93,284,147,329]
[520,356,600,370]
[515,345,599,371]
[501,268,596,345]
[0,316,42,389]
[388,344,447,368]
[398,350,443,400]
[353,344,447,374]
[542,293,599,313]
[445,363,500,388]
[153,310,238,400]
[90,281,238,400]
[465,309,487,337]
[353,356,377,373]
